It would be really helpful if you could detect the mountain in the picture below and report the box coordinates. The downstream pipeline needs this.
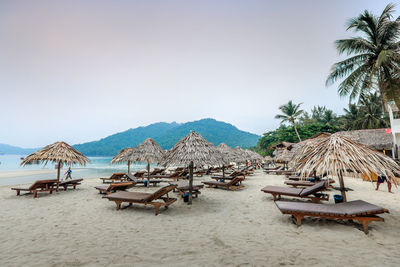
[0,143,37,155]
[74,118,260,156]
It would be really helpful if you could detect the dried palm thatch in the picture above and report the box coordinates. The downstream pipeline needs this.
[294,134,400,201]
[21,141,90,190]
[110,147,133,173]
[246,150,264,161]
[234,147,250,163]
[160,131,226,205]
[129,138,165,184]
[217,143,242,163]
[160,131,226,167]
[129,138,165,163]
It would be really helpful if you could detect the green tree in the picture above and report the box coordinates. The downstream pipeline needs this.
[342,104,360,130]
[356,93,390,128]
[275,101,304,141]
[326,3,400,107]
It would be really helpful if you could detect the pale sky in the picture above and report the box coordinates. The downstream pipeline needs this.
[0,0,396,148]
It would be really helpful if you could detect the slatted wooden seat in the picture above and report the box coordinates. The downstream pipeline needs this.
[202,177,244,191]
[103,185,177,215]
[275,200,389,234]
[11,179,57,198]
[59,179,83,190]
[100,173,127,184]
[261,181,329,203]
[95,182,134,194]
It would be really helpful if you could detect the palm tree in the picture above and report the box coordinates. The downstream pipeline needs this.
[326,3,400,108]
[343,104,360,130]
[275,100,303,141]
[356,93,389,129]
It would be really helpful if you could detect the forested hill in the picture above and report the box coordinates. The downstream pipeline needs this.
[73,118,260,156]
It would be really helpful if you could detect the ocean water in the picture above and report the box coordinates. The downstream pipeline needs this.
[0,154,157,186]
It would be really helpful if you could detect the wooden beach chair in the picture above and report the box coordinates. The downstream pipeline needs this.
[261,181,329,203]
[202,177,245,191]
[100,173,126,184]
[94,182,134,194]
[58,179,83,190]
[103,185,178,215]
[150,170,185,181]
[124,173,162,186]
[11,179,57,198]
[168,181,204,198]
[275,200,389,234]
[264,166,283,174]
[211,171,245,181]
[284,179,335,188]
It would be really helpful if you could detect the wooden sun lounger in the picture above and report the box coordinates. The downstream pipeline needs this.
[168,181,204,198]
[284,179,335,188]
[150,171,185,181]
[11,179,57,198]
[211,171,245,180]
[58,179,83,190]
[124,173,163,186]
[94,182,134,194]
[100,173,127,184]
[275,200,389,234]
[202,177,245,191]
[264,166,284,174]
[103,185,178,215]
[261,181,329,203]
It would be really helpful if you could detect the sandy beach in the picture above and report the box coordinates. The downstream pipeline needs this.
[1,170,399,267]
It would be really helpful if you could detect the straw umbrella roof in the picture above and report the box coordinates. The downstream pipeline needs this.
[234,147,250,162]
[160,131,226,167]
[246,150,264,161]
[21,141,90,166]
[264,155,273,161]
[294,134,400,182]
[129,138,165,163]
[110,148,133,164]
[217,143,242,163]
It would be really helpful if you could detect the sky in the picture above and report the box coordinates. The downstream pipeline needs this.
[0,0,396,148]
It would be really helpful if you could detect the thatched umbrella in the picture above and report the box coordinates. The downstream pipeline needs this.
[110,147,133,173]
[129,138,164,186]
[160,131,226,204]
[294,134,400,202]
[246,150,264,161]
[216,143,239,177]
[235,147,250,163]
[21,141,90,190]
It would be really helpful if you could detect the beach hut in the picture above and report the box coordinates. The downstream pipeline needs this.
[160,131,226,205]
[129,138,164,185]
[21,142,90,191]
[110,147,133,173]
[294,134,400,202]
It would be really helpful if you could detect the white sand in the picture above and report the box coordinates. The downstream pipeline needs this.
[1,170,400,267]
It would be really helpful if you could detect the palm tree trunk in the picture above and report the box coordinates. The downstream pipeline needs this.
[293,123,302,142]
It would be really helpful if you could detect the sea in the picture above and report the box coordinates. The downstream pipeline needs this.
[0,154,156,186]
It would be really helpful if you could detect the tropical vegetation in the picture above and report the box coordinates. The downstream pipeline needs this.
[326,3,400,108]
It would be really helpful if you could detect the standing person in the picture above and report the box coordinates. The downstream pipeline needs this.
[376,173,392,193]
[65,167,72,180]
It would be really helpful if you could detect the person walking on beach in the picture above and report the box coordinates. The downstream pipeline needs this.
[65,167,72,180]
[376,173,392,193]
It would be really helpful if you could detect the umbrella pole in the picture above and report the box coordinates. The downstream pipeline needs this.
[128,160,130,174]
[188,161,193,205]
[338,171,347,202]
[147,161,150,187]
[222,164,225,178]
[56,161,61,191]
